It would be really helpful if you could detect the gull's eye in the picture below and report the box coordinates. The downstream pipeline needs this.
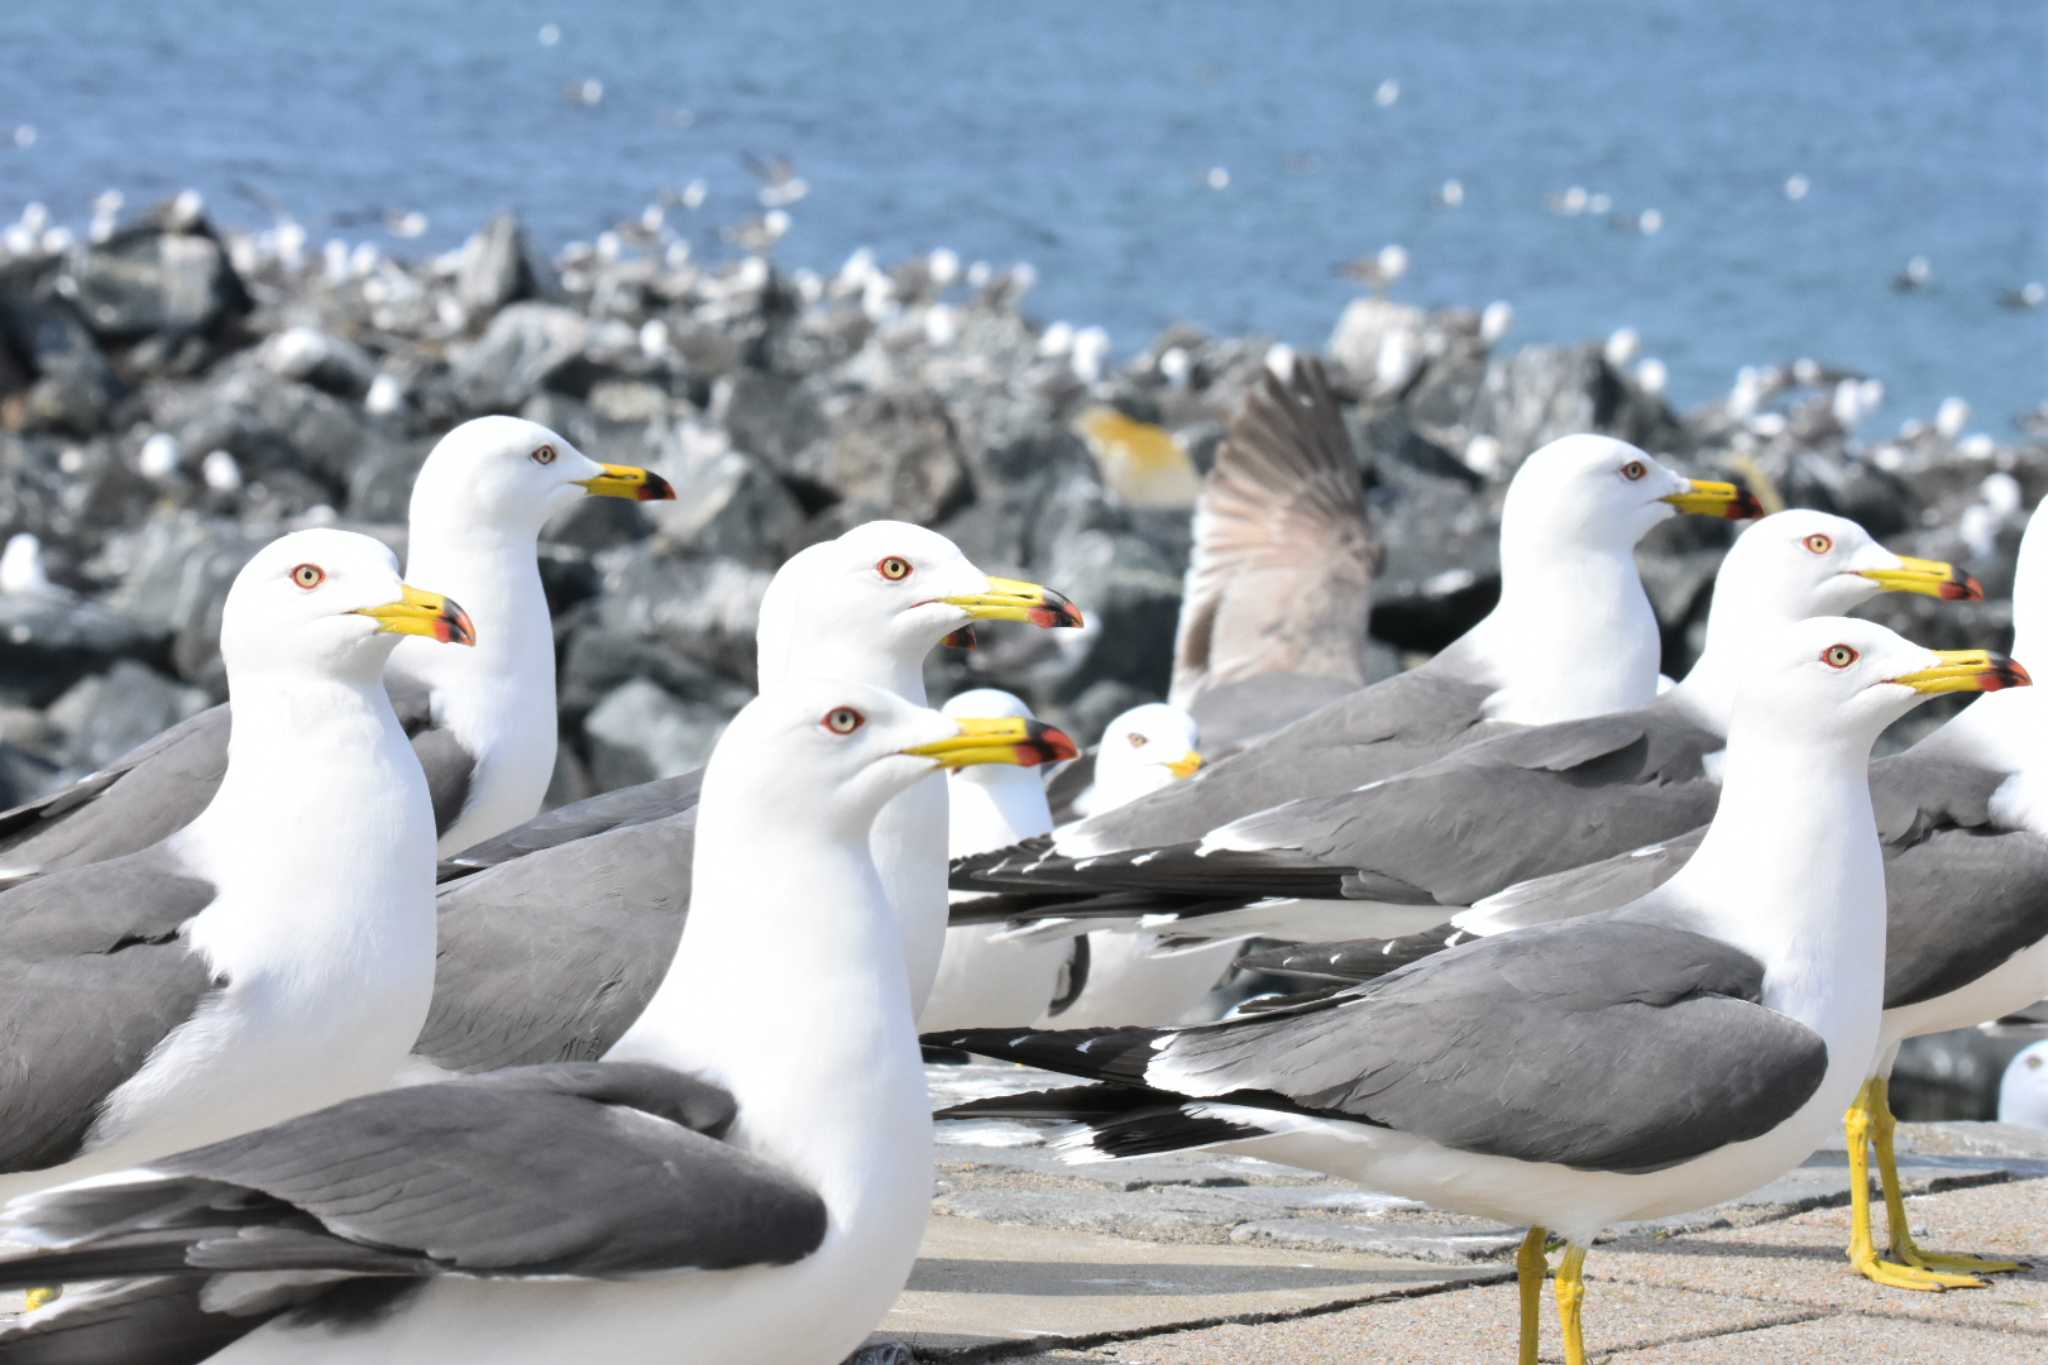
[530,444,557,466]
[1822,644,1860,669]
[878,556,912,581]
[823,706,864,735]
[1620,460,1647,481]
[1126,732,1149,749]
[290,563,326,590]
[1804,533,1834,555]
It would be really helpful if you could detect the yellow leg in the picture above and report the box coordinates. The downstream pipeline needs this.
[1871,1077,2021,1277]
[1554,1243,1589,1365]
[22,1285,59,1312]
[1844,1079,1980,1290]
[1516,1226,1549,1365]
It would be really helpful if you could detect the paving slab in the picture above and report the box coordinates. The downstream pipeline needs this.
[1613,1313,2031,1363]
[1590,1176,2048,1335]
[875,1212,1501,1360]
[974,1281,1811,1364]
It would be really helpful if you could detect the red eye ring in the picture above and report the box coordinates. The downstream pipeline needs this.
[878,556,912,581]
[1822,644,1859,669]
[823,706,864,735]
[531,444,557,466]
[1621,460,1647,481]
[1804,533,1834,555]
[290,563,326,590]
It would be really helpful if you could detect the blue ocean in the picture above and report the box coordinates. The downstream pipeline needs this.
[7,0,2043,426]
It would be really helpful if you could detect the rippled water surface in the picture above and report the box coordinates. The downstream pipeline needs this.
[6,0,2043,422]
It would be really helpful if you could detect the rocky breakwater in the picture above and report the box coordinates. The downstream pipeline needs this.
[0,195,2042,816]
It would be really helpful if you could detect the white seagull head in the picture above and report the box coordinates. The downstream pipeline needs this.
[218,528,476,684]
[755,521,1082,687]
[1715,510,1980,628]
[720,679,1077,834]
[1091,702,1204,810]
[1733,617,2028,752]
[1500,435,1760,555]
[407,416,676,541]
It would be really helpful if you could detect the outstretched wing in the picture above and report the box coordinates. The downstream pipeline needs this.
[1172,357,1374,709]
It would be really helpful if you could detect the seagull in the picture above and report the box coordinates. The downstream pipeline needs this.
[0,418,675,880]
[1260,498,2048,1292]
[0,682,1076,1364]
[920,690,1075,1031]
[1170,357,1376,751]
[0,529,470,1223]
[1037,703,1237,1029]
[955,511,1981,948]
[1040,436,1759,860]
[415,522,1083,1074]
[930,618,2027,1365]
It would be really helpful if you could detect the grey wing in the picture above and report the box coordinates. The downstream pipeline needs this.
[438,769,704,880]
[0,1062,826,1293]
[0,707,231,882]
[1059,667,1500,856]
[418,811,694,1071]
[0,849,219,1171]
[937,919,1829,1175]
[1171,357,1375,709]
[996,706,1725,913]
[1188,673,1361,758]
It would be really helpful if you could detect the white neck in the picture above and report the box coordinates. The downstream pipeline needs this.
[758,633,942,1009]
[609,791,927,1214]
[949,768,1053,858]
[384,529,558,850]
[1660,723,1885,1030]
[175,668,438,978]
[1469,539,1660,723]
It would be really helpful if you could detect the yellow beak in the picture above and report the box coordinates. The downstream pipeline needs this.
[1165,751,1205,780]
[354,584,477,647]
[1660,479,1764,520]
[1858,556,1984,602]
[904,716,1081,769]
[574,463,678,502]
[1888,649,2030,695]
[938,577,1085,629]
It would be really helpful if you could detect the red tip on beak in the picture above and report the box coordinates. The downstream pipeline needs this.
[1018,722,1081,766]
[638,472,679,502]
[436,599,479,647]
[1941,571,1986,602]
[1729,488,1766,520]
[1987,657,2033,691]
[1031,587,1085,630]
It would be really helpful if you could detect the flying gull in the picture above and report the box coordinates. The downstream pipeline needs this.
[1169,356,1376,754]
[415,522,1082,1074]
[0,682,1076,1363]
[1052,434,1759,859]
[1255,500,2048,1292]
[0,529,469,1219]
[952,511,1979,948]
[0,417,674,880]
[931,618,2026,1365]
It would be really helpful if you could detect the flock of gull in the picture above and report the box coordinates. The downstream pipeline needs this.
[0,359,2042,1365]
